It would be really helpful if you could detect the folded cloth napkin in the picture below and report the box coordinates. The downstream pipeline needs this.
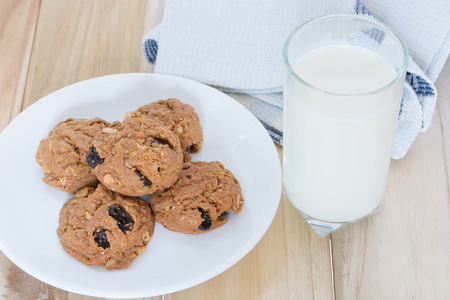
[142,0,450,159]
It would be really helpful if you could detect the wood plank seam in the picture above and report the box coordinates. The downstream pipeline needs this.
[436,102,450,202]
[17,0,41,117]
[329,236,336,300]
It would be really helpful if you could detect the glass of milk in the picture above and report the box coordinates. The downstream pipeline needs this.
[282,14,408,237]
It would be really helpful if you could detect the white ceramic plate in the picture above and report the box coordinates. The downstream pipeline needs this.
[0,73,281,298]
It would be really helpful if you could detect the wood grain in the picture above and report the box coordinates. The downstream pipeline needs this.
[0,0,39,132]
[22,0,164,109]
[332,57,450,299]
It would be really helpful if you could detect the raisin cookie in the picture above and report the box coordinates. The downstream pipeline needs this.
[36,118,111,193]
[125,98,203,161]
[87,117,183,196]
[150,161,244,234]
[57,184,155,270]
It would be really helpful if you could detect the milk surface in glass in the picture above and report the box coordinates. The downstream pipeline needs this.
[283,44,403,223]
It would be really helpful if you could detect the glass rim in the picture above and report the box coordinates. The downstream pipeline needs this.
[282,14,409,96]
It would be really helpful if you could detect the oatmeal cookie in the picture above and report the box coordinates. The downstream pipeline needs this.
[57,184,155,270]
[87,117,183,196]
[125,98,203,161]
[150,161,244,234]
[36,118,110,193]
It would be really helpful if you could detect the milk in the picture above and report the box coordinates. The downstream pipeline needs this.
[283,44,404,223]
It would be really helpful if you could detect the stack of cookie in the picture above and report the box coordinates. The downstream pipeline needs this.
[36,98,244,270]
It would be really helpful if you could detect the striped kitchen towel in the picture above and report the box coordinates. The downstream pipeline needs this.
[142,0,450,159]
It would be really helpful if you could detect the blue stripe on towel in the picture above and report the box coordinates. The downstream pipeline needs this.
[262,122,283,145]
[355,0,371,15]
[143,39,158,64]
[406,72,436,97]
[355,0,385,43]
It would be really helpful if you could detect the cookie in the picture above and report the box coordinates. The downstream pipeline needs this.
[150,161,244,234]
[57,184,155,270]
[125,98,203,161]
[36,118,110,193]
[88,117,183,196]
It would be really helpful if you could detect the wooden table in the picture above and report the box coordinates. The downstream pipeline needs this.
[1,1,449,299]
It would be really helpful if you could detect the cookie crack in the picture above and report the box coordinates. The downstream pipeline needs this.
[148,137,175,151]
[134,168,152,187]
[61,137,82,156]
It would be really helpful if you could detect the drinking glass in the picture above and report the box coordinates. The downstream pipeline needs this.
[282,14,408,237]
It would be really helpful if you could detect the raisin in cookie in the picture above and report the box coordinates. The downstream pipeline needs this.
[36,118,111,193]
[125,98,203,161]
[150,161,244,234]
[57,184,154,270]
[87,117,183,196]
